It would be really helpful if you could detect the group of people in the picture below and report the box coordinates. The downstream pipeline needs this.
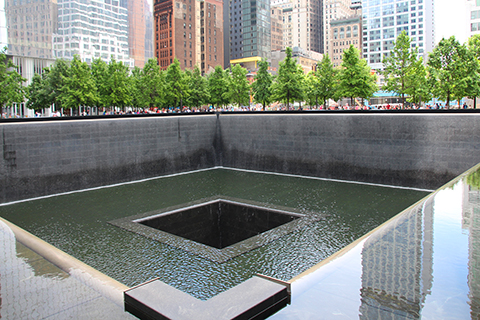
[1,101,475,119]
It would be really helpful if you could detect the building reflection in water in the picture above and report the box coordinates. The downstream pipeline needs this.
[359,196,434,319]
[463,169,480,319]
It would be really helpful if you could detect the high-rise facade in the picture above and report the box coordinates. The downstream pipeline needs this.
[271,5,284,51]
[329,15,361,67]
[273,0,323,54]
[2,0,153,67]
[228,0,271,63]
[129,0,154,68]
[54,0,134,66]
[154,0,223,71]
[323,0,356,56]
[201,0,224,73]
[4,0,58,59]
[468,0,480,38]
[361,0,435,71]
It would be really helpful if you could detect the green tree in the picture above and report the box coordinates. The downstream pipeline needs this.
[0,47,26,116]
[467,34,480,108]
[271,47,305,109]
[45,59,70,112]
[208,65,229,109]
[304,72,318,108]
[26,72,51,111]
[428,36,477,107]
[382,31,422,108]
[405,57,432,106]
[338,45,377,106]
[91,58,109,110]
[186,65,209,109]
[251,58,273,110]
[227,64,250,108]
[165,58,190,109]
[133,58,166,109]
[105,58,132,111]
[58,55,98,113]
[308,54,337,108]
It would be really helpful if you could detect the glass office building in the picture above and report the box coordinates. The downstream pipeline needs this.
[361,0,434,71]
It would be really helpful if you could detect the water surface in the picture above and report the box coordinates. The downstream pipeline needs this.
[0,168,428,299]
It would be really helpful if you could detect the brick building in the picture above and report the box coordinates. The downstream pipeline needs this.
[154,0,223,71]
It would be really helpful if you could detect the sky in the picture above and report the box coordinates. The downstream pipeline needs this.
[435,0,469,44]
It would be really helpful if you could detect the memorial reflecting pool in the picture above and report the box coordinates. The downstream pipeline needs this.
[271,165,480,319]
[0,168,429,300]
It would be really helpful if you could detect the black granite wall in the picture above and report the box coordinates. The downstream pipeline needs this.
[0,115,219,203]
[2,112,480,203]
[218,113,480,190]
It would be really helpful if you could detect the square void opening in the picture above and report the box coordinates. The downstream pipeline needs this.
[109,197,315,262]
[136,200,300,249]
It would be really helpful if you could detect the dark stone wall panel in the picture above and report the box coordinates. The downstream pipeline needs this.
[1,116,218,203]
[219,114,480,190]
[2,113,480,203]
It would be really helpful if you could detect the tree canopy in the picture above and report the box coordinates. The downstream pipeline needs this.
[251,58,273,110]
[305,54,337,108]
[207,65,230,108]
[165,58,190,108]
[271,47,305,109]
[0,47,26,114]
[382,31,423,108]
[59,55,98,111]
[226,63,251,108]
[427,36,478,107]
[338,45,377,106]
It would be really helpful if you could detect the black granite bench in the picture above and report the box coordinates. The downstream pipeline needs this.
[124,274,291,320]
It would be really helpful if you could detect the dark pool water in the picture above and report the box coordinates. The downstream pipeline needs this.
[0,168,429,300]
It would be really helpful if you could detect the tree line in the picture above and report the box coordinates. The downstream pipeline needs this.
[2,32,480,115]
[0,46,377,114]
[382,31,480,108]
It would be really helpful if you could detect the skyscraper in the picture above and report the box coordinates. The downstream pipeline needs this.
[329,15,361,67]
[323,0,356,56]
[54,0,133,66]
[228,0,271,64]
[3,0,153,66]
[4,0,58,59]
[468,0,480,38]
[129,0,154,68]
[271,5,284,51]
[153,0,224,71]
[361,0,435,71]
[272,0,323,54]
